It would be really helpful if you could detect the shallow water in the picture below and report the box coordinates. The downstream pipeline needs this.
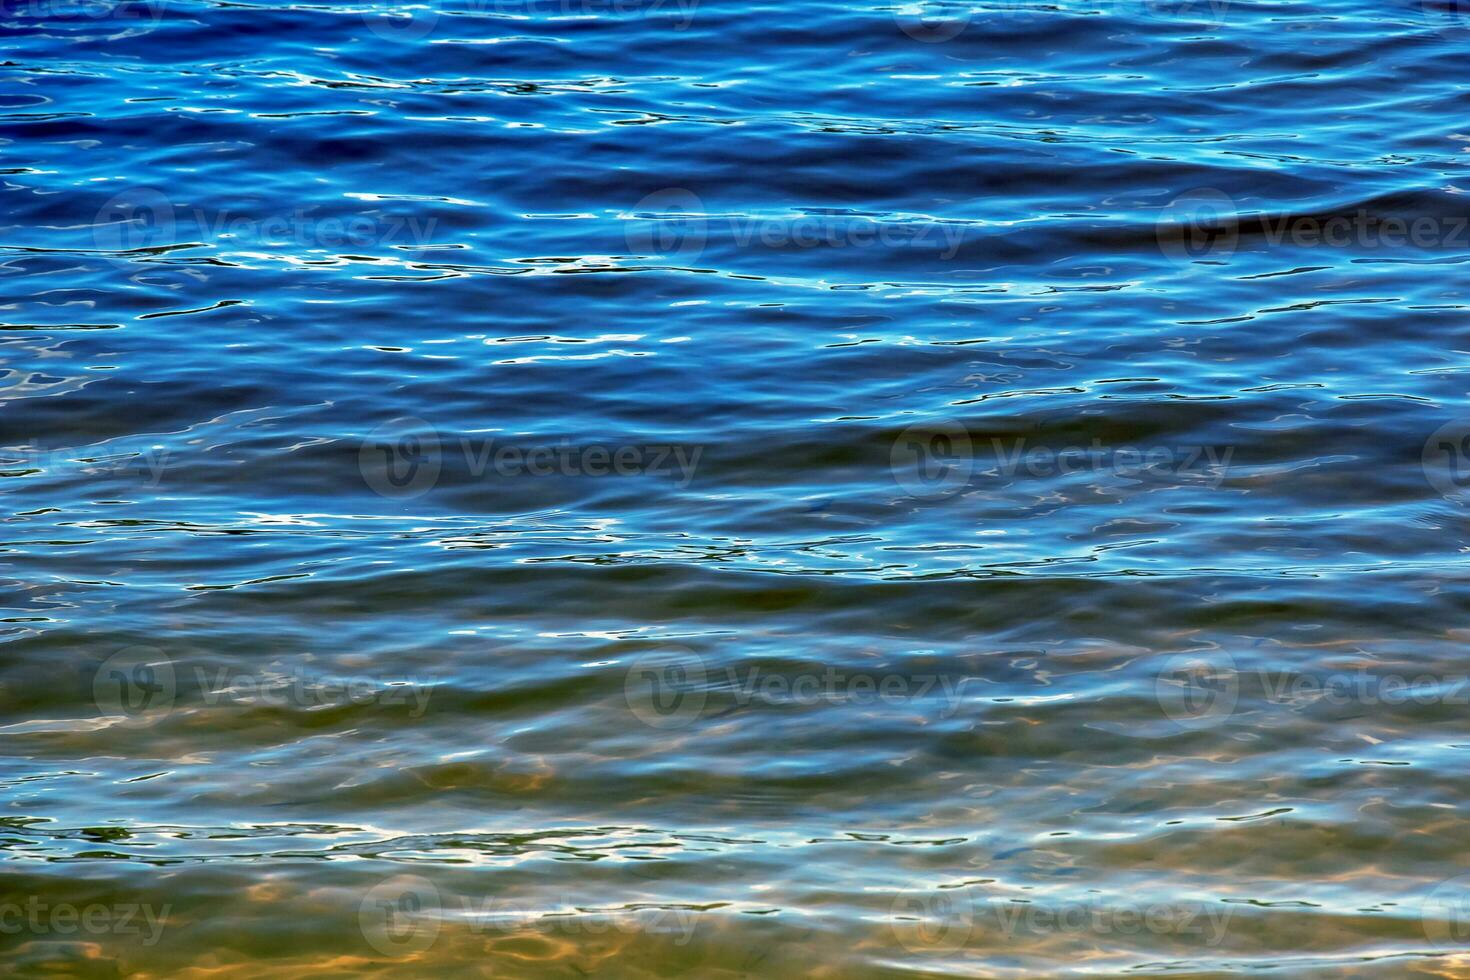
[6,0,1470,975]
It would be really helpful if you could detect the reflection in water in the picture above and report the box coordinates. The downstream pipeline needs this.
[5,0,1470,974]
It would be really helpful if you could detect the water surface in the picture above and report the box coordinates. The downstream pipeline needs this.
[5,0,1470,975]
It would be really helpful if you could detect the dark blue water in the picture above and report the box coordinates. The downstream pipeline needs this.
[6,0,1470,974]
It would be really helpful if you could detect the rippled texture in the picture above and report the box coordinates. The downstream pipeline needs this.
[6,0,1470,975]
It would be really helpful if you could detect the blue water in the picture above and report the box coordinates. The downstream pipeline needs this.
[6,0,1470,975]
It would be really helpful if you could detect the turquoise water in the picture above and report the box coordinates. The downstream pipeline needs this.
[6,0,1470,975]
